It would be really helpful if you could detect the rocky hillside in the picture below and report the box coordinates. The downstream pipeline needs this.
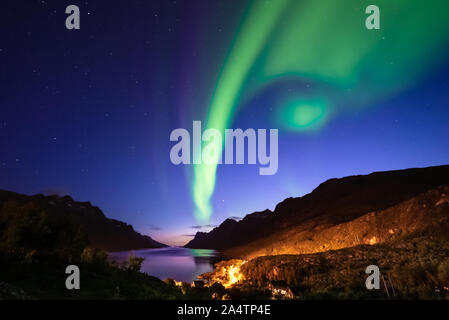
[229,183,449,259]
[236,230,449,299]
[198,207,449,299]
[185,165,449,258]
[0,190,166,251]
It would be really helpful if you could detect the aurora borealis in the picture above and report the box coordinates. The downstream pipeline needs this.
[194,0,449,221]
[1,0,449,245]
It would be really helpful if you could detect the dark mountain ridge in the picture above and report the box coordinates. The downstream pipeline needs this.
[185,164,449,252]
[0,190,166,251]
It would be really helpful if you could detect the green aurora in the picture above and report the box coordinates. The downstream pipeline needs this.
[192,0,449,222]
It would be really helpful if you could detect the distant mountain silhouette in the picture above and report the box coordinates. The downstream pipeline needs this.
[185,165,449,258]
[0,190,166,251]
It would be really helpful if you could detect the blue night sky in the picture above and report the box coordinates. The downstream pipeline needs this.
[1,0,449,245]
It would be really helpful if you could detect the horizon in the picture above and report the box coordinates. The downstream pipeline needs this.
[2,162,448,246]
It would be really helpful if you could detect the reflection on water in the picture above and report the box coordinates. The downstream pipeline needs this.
[108,247,219,283]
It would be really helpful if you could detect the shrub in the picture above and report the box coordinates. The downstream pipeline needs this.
[0,200,88,261]
[122,253,144,272]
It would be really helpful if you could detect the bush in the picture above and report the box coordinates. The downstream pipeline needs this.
[121,253,144,272]
[0,200,88,261]
[80,247,110,272]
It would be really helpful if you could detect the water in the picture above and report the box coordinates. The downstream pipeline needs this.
[108,247,219,283]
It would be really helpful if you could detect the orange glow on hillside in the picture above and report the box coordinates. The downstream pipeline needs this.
[224,263,244,288]
[205,259,247,288]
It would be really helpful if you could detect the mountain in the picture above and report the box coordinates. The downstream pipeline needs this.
[185,165,449,258]
[0,190,166,251]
